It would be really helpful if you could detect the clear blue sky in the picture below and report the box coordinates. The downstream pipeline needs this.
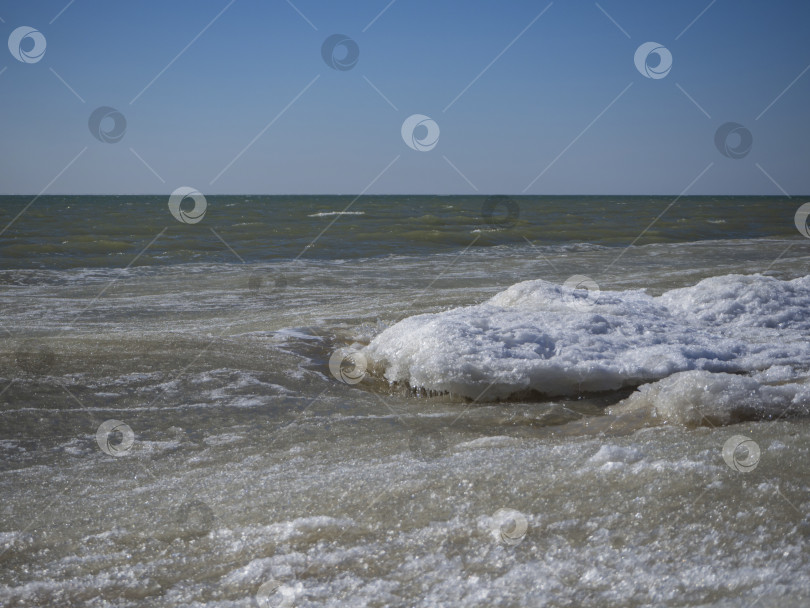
[1,0,809,195]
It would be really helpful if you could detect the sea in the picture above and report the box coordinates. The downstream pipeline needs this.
[1,195,809,607]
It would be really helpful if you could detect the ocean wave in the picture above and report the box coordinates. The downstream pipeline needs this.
[362,274,810,405]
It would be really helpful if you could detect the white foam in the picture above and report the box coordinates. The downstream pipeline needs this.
[587,444,645,465]
[363,274,810,401]
[307,211,366,218]
[454,436,521,450]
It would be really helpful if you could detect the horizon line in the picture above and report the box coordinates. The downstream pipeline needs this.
[0,193,803,198]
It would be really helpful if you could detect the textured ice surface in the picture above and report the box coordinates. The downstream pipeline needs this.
[4,250,810,606]
[364,274,810,401]
[609,369,810,426]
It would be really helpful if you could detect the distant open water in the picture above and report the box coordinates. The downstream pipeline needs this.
[0,195,800,269]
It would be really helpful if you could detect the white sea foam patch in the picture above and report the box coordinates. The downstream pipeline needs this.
[362,274,810,401]
[307,211,366,217]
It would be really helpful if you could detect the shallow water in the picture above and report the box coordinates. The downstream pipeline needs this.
[1,196,810,606]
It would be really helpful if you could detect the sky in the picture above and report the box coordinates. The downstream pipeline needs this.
[0,0,809,195]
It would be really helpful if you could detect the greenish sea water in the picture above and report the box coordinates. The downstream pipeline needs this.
[0,195,801,269]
